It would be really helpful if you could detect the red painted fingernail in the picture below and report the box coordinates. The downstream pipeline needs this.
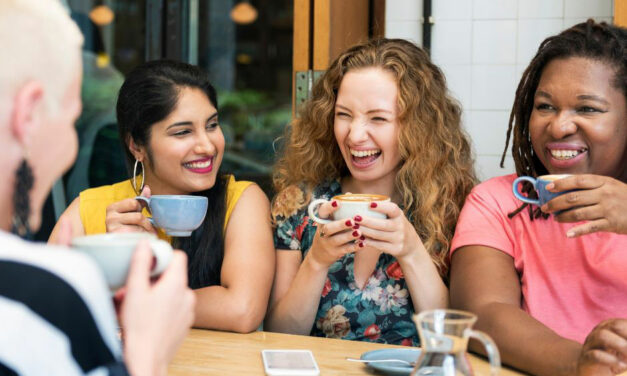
[354,215,362,222]
[360,235,365,240]
[370,202,377,208]
[345,220,352,227]
[358,242,364,248]
[353,224,360,229]
[331,201,338,207]
[352,231,359,237]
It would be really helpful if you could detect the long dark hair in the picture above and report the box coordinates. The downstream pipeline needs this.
[117,59,226,288]
[501,20,627,220]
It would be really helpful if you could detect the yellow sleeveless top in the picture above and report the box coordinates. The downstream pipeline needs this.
[79,176,252,242]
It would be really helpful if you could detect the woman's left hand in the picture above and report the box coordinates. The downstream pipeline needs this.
[541,174,627,237]
[576,318,627,376]
[353,201,426,261]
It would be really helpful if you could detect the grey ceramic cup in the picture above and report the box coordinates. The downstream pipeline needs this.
[71,232,173,291]
[135,195,208,237]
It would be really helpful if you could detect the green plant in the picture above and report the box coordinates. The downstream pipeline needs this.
[218,89,273,138]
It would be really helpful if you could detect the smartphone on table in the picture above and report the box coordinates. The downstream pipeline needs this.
[261,349,320,375]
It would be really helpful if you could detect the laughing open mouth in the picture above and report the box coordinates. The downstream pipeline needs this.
[350,148,381,164]
[549,148,587,160]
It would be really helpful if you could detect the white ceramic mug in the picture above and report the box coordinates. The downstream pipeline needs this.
[71,232,173,290]
[307,193,390,224]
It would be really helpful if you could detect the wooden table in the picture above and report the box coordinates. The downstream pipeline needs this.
[169,329,526,375]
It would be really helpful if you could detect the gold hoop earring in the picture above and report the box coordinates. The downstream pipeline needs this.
[132,159,145,194]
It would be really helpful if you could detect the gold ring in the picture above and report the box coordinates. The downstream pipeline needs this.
[318,225,326,238]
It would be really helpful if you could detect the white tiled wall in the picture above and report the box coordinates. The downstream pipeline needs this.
[386,0,614,181]
[385,0,423,43]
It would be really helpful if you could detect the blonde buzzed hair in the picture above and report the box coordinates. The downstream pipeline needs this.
[0,0,83,113]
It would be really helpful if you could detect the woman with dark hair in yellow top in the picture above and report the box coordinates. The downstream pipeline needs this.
[50,60,275,333]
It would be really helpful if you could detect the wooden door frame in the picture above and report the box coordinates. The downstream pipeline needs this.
[616,0,627,27]
[292,0,382,115]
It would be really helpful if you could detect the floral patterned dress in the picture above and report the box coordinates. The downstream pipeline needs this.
[273,180,419,346]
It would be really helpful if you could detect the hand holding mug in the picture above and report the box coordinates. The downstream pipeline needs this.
[120,242,195,376]
[512,174,574,207]
[71,232,174,291]
[354,200,426,261]
[541,174,627,237]
[305,196,366,270]
[308,193,389,224]
[106,185,157,234]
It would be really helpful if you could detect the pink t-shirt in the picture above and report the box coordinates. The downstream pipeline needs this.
[451,174,627,344]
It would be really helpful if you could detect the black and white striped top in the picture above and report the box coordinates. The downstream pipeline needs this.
[0,231,128,376]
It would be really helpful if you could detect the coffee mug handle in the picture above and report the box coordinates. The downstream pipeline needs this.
[512,176,540,205]
[149,239,173,277]
[308,199,332,224]
[135,196,152,214]
[134,196,156,227]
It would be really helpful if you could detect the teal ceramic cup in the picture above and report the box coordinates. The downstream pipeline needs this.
[512,174,572,206]
[135,195,208,237]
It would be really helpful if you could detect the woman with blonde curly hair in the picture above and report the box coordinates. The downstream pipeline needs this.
[265,38,476,344]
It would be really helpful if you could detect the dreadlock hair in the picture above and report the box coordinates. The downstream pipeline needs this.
[501,19,627,220]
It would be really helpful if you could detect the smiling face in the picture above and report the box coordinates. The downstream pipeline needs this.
[334,67,401,189]
[136,87,225,195]
[530,57,627,180]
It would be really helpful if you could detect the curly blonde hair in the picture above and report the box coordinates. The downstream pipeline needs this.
[273,38,476,271]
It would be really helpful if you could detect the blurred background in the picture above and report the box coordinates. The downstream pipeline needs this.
[38,0,619,239]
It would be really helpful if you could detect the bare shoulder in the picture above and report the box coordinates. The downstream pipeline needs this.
[232,183,270,213]
[226,183,272,240]
[223,183,275,272]
[49,196,85,242]
[65,196,81,215]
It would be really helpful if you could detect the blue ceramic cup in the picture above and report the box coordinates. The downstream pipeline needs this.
[135,195,208,237]
[512,174,572,206]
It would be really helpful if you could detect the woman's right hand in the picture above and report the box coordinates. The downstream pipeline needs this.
[306,199,363,270]
[105,186,156,234]
[121,241,196,376]
[543,175,627,237]
[577,319,627,376]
